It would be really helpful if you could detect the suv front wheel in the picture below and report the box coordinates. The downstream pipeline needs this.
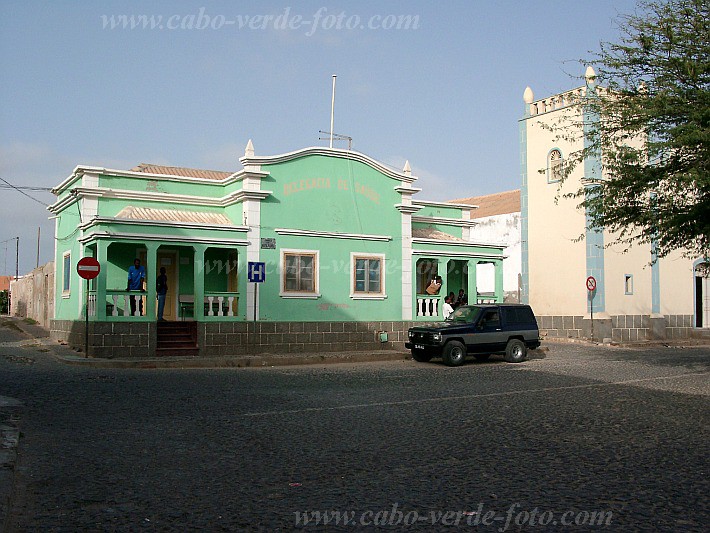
[504,339,527,363]
[443,341,466,367]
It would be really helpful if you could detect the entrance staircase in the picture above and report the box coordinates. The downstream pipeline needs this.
[156,321,198,356]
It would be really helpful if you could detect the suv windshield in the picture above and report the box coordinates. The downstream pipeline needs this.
[447,305,483,323]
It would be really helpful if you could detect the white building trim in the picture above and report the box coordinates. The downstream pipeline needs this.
[274,228,392,242]
[240,146,417,184]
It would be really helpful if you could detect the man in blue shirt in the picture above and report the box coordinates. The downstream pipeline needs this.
[127,258,146,316]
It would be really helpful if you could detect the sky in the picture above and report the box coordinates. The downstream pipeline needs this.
[0,0,640,276]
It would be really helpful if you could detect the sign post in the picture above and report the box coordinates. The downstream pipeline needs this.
[77,257,101,357]
[247,262,266,353]
[248,261,266,321]
[586,276,597,341]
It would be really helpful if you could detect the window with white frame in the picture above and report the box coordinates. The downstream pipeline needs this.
[548,149,563,183]
[62,252,71,295]
[351,253,385,297]
[281,250,318,296]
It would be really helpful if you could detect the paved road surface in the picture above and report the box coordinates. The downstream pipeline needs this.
[0,321,708,531]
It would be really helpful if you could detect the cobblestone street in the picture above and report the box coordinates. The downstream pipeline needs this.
[1,323,708,531]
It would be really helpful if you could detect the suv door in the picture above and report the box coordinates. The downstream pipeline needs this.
[469,308,506,353]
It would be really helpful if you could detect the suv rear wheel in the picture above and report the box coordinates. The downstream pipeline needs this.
[443,341,466,367]
[504,339,527,363]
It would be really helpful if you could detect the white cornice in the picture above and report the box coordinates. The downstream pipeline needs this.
[47,192,80,214]
[79,231,250,247]
[52,165,103,195]
[395,204,422,214]
[240,146,417,184]
[50,187,272,213]
[222,189,272,206]
[79,216,249,233]
[412,239,505,249]
[101,188,222,206]
[414,200,474,210]
[52,165,270,196]
[412,215,477,228]
[394,186,422,195]
[274,228,392,242]
[412,249,507,259]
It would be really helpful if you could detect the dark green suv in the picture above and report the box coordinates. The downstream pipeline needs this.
[405,304,541,366]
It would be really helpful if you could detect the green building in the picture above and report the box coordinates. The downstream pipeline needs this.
[49,143,504,357]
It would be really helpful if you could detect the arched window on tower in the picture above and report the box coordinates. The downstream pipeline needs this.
[547,149,563,183]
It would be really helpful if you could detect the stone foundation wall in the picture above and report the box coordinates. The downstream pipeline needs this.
[538,314,694,342]
[51,320,414,358]
[51,320,155,358]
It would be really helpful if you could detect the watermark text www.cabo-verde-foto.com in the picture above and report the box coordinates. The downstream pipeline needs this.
[100,7,421,36]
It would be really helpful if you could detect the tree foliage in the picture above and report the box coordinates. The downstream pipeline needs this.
[551,0,709,260]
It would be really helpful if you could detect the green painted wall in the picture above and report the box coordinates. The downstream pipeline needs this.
[256,154,403,321]
[416,204,463,218]
[98,174,227,198]
[54,204,83,320]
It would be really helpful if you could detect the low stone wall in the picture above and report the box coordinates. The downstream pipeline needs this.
[538,314,694,342]
[51,320,156,358]
[51,319,413,358]
[201,321,412,356]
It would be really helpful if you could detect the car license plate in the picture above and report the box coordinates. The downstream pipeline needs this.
[414,344,425,350]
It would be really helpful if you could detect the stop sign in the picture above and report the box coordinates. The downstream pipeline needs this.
[77,257,101,280]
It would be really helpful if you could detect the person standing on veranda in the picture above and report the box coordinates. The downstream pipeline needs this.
[127,258,146,316]
[156,267,168,321]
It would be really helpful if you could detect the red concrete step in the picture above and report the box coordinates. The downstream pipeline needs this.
[156,321,198,356]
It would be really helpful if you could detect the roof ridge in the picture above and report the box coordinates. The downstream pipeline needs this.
[130,162,234,174]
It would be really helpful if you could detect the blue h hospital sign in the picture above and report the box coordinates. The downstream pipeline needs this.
[248,261,266,283]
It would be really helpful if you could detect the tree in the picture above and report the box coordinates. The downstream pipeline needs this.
[549,0,709,260]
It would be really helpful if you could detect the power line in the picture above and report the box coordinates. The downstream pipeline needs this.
[0,184,52,191]
[0,177,51,206]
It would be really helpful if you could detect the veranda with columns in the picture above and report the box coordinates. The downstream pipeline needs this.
[414,254,504,318]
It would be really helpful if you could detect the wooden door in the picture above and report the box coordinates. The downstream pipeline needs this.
[157,252,177,321]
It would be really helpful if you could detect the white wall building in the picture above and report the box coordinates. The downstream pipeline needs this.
[453,190,521,302]
[519,68,707,340]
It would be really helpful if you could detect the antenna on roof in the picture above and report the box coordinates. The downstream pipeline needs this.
[318,130,352,150]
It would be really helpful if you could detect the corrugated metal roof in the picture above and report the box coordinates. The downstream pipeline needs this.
[412,227,467,242]
[131,163,233,181]
[115,206,234,225]
[450,189,520,219]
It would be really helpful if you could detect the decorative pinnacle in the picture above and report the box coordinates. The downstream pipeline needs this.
[245,139,254,157]
[403,160,411,176]
[523,86,534,104]
[585,66,596,81]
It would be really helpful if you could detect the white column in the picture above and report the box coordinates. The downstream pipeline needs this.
[244,175,262,321]
[401,210,413,320]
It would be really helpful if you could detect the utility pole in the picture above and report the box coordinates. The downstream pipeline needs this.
[36,227,40,269]
[15,236,19,281]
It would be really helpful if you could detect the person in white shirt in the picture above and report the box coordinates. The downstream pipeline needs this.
[442,295,454,320]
